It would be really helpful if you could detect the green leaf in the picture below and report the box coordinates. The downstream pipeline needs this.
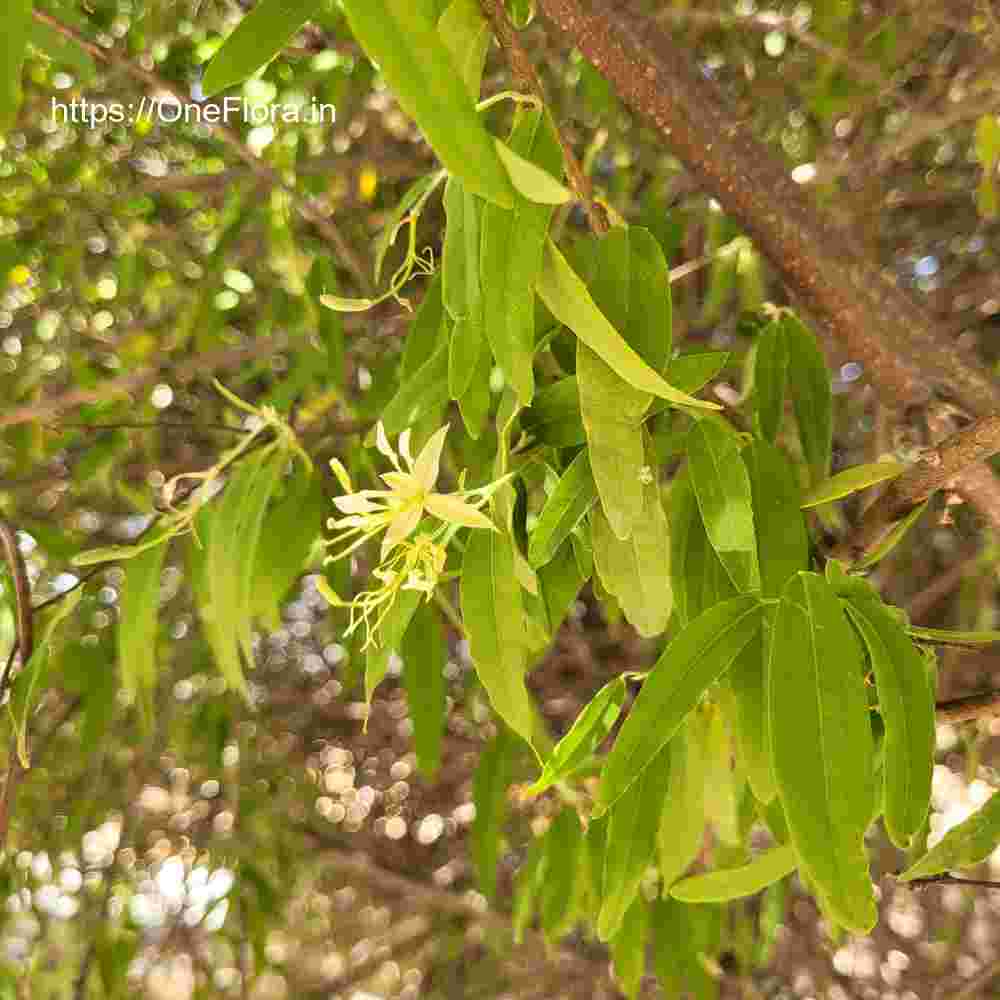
[251,459,324,631]
[539,807,584,938]
[753,319,788,442]
[202,0,325,96]
[598,596,763,814]
[27,18,97,83]
[379,341,450,435]
[72,520,182,567]
[521,376,586,449]
[527,676,626,796]
[651,898,722,1000]
[856,499,928,570]
[907,625,1000,645]
[306,257,345,388]
[702,700,745,847]
[670,843,797,903]
[457,332,493,438]
[802,461,906,509]
[461,528,537,750]
[783,313,833,486]
[365,589,421,710]
[976,114,1000,169]
[687,420,760,593]
[744,439,809,598]
[598,740,672,940]
[589,470,672,637]
[402,273,448,380]
[319,294,377,313]
[537,537,586,632]
[373,172,444,283]
[495,137,573,205]
[1,0,32,132]
[668,469,737,627]
[657,711,707,888]
[472,724,513,901]
[577,343,648,540]
[536,240,720,409]
[528,449,597,568]
[341,0,514,208]
[899,789,1000,881]
[842,592,934,847]
[402,600,447,778]
[727,631,776,805]
[609,896,650,1000]
[769,572,877,933]
[512,837,546,944]
[481,107,562,405]
[118,539,168,718]
[437,0,490,99]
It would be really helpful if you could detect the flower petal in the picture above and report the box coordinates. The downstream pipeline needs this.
[381,471,421,497]
[381,503,423,558]
[425,492,496,530]
[333,492,385,514]
[328,457,353,493]
[398,429,414,470]
[375,422,400,469]
[413,425,450,492]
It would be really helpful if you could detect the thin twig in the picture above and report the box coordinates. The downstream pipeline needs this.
[935,690,1000,725]
[906,872,1000,891]
[479,0,607,234]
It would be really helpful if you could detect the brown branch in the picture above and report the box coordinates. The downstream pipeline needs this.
[479,0,606,234]
[0,519,34,851]
[833,414,1000,564]
[30,9,371,292]
[0,334,281,429]
[906,873,1000,891]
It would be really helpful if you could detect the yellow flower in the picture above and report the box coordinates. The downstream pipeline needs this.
[327,422,495,561]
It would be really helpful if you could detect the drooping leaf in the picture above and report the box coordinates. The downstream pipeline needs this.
[856,499,928,569]
[402,273,448,379]
[536,240,720,409]
[495,138,573,204]
[521,376,586,449]
[598,596,763,814]
[657,710,707,889]
[589,471,672,637]
[528,448,597,568]
[401,600,448,778]
[609,896,650,1000]
[117,539,168,718]
[538,807,584,938]
[802,462,906,509]
[537,536,587,633]
[461,528,536,750]
[528,676,626,796]
[512,837,546,944]
[687,419,760,593]
[598,740,672,940]
[843,590,934,848]
[472,724,513,901]
[899,788,1000,881]
[306,257,346,389]
[727,631,776,805]
[670,843,797,903]
[702,699,746,847]
[437,0,490,99]
[783,313,833,486]
[202,0,325,96]
[769,572,877,933]
[379,340,450,435]
[651,897,722,1000]
[481,107,562,405]
[365,589,422,710]
[341,1,514,207]
[753,319,788,442]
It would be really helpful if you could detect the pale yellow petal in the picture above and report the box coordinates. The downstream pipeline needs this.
[375,422,399,469]
[381,471,421,497]
[425,492,495,530]
[333,492,384,514]
[381,503,423,557]
[413,424,450,491]
[328,457,353,493]
[398,429,414,470]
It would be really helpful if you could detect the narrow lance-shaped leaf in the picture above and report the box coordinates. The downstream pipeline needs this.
[598,595,763,814]
[537,536,587,635]
[769,572,877,933]
[589,465,672,637]
[481,107,562,405]
[598,740,672,940]
[609,897,650,1000]
[118,539,168,718]
[437,0,490,99]
[753,319,788,442]
[528,449,597,569]
[536,240,720,409]
[538,808,584,938]
[856,499,928,570]
[802,462,906,509]
[907,625,1000,646]
[670,843,798,903]
[687,419,761,593]
[341,0,514,208]
[657,710,708,889]
[899,789,1000,881]
[843,590,934,848]
[365,589,422,716]
[401,600,447,778]
[202,0,325,96]
[472,724,513,901]
[527,676,626,796]
[379,341,450,435]
[461,528,537,751]
[783,313,833,486]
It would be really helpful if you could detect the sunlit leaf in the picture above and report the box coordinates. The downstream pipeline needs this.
[802,461,906,509]
[670,843,797,903]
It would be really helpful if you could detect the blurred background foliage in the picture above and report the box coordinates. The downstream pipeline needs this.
[3,0,1000,997]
